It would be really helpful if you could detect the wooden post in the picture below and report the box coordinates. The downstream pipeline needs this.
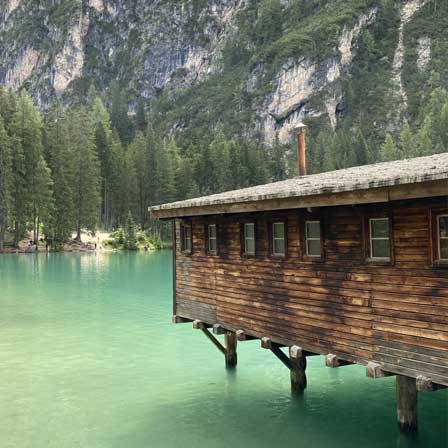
[289,346,307,393]
[225,331,237,368]
[396,375,418,434]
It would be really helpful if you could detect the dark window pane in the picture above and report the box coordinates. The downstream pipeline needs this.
[372,239,390,258]
[371,219,389,238]
[439,216,448,238]
[307,239,321,257]
[274,238,285,255]
[273,223,285,239]
[183,226,191,252]
[440,240,448,260]
[208,225,217,239]
[306,221,320,239]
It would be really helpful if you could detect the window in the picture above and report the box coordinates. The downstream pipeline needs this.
[182,223,192,254]
[243,223,255,256]
[305,220,321,257]
[369,218,390,260]
[207,224,217,255]
[437,214,448,261]
[272,222,286,256]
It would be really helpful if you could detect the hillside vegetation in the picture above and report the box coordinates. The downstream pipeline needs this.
[0,0,447,249]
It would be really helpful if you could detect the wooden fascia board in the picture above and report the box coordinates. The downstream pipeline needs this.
[150,179,448,219]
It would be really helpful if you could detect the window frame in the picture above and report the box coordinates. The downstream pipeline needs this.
[180,221,192,255]
[430,209,448,266]
[299,214,324,261]
[206,223,218,256]
[305,220,323,259]
[241,222,256,257]
[270,221,287,258]
[363,214,393,265]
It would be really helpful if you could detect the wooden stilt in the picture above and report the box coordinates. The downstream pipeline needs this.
[225,331,237,368]
[396,375,418,434]
[289,346,307,393]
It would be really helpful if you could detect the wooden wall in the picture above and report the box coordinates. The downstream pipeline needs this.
[174,197,448,386]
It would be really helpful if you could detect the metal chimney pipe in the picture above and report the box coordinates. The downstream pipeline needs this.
[296,123,307,176]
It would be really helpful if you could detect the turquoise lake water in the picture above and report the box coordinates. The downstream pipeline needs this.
[0,251,446,448]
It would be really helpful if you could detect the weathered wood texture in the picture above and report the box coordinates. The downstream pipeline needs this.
[173,197,448,386]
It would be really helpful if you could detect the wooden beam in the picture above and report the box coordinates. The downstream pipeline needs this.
[416,375,448,393]
[270,344,294,371]
[201,328,226,356]
[325,354,353,368]
[366,362,395,379]
[213,324,226,335]
[396,375,418,434]
[192,320,211,330]
[224,332,237,368]
[236,330,257,341]
[172,315,192,324]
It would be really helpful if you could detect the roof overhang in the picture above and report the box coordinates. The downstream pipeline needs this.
[150,178,448,219]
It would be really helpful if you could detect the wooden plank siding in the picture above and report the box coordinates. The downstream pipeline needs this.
[173,197,448,385]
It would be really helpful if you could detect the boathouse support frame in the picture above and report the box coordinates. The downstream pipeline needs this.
[261,338,310,393]
[192,320,238,368]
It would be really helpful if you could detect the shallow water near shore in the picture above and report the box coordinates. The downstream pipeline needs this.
[0,251,446,448]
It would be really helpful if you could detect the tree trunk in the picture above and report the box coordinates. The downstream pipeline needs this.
[76,222,82,242]
[0,224,4,253]
[14,221,20,248]
[33,210,38,244]
[36,217,40,249]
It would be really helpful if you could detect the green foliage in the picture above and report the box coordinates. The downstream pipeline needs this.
[379,134,400,162]
[69,107,101,240]
[0,115,12,251]
[125,211,138,250]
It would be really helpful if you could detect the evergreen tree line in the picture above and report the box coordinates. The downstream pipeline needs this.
[0,87,282,250]
[307,87,448,174]
[1,83,447,251]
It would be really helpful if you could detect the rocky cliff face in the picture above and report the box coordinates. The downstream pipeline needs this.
[0,0,242,106]
[0,0,443,144]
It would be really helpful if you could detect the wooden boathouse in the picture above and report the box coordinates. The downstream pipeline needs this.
[150,131,448,433]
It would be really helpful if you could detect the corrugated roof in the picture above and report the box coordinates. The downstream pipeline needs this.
[150,153,448,217]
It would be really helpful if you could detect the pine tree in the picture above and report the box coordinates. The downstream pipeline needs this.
[69,108,101,241]
[110,81,133,144]
[416,117,433,157]
[135,97,147,132]
[0,116,12,251]
[156,139,177,203]
[245,140,269,185]
[176,156,200,200]
[125,211,138,250]
[43,105,75,246]
[379,133,400,162]
[0,87,17,132]
[269,139,288,181]
[209,131,232,193]
[398,122,415,158]
[108,131,128,227]
[10,92,47,244]
[127,131,150,229]
[91,97,114,228]
[10,135,26,247]
[33,156,53,242]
